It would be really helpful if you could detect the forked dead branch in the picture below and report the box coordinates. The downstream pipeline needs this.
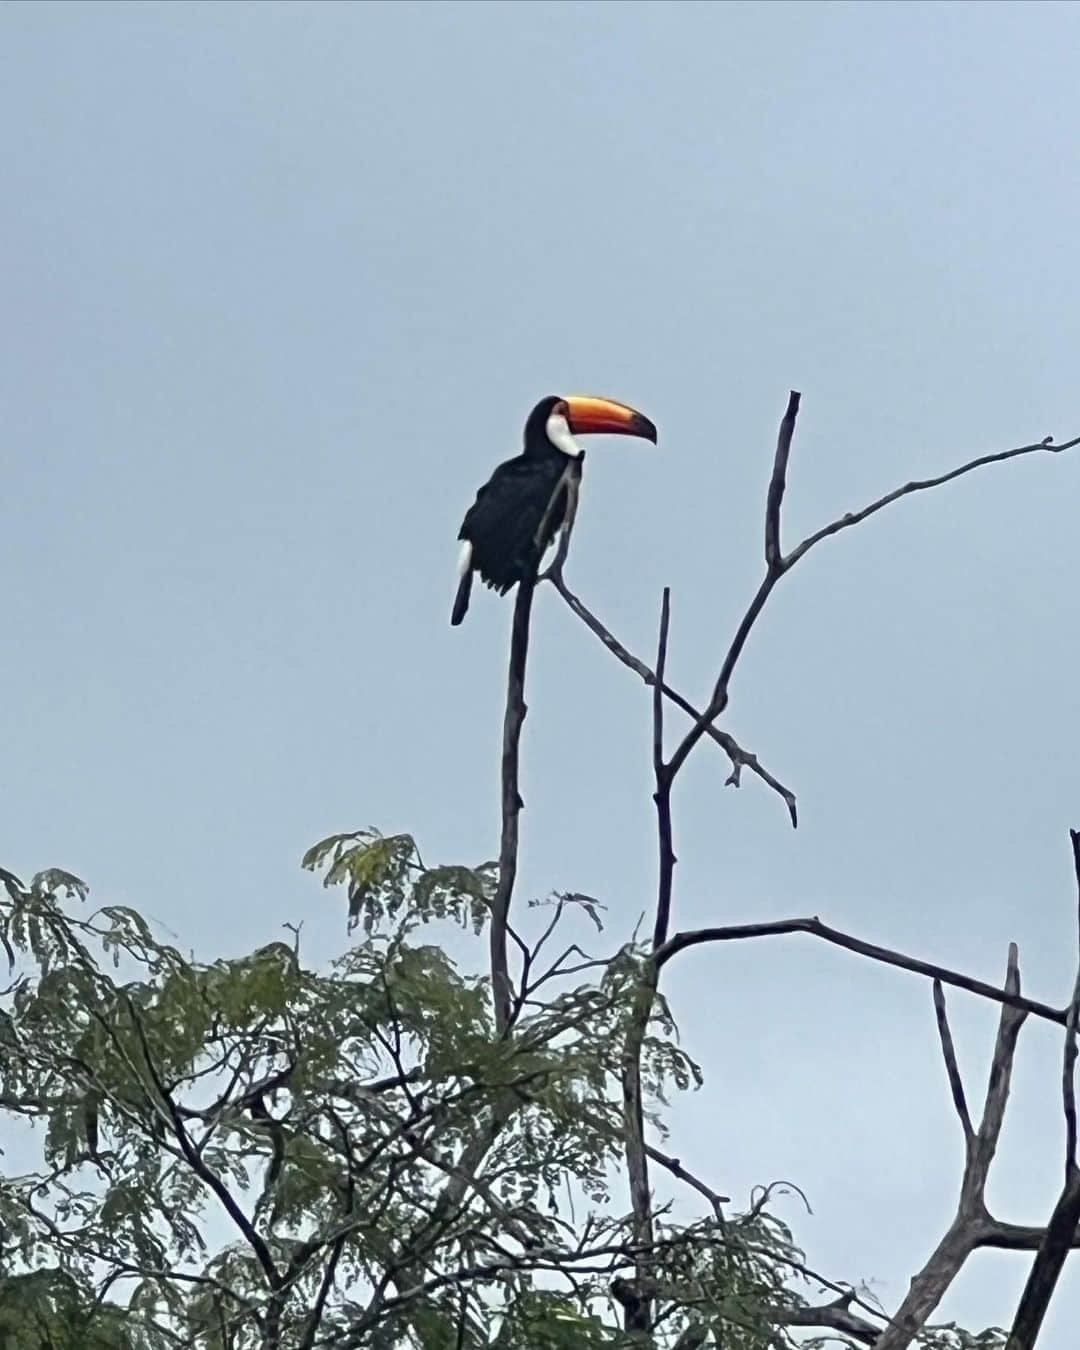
[488,391,1080,1345]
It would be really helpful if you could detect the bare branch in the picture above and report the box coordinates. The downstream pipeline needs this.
[667,409,1080,787]
[1005,1173,1080,1350]
[652,589,675,951]
[490,577,536,1036]
[970,945,1025,1187]
[876,946,1027,1350]
[768,1294,883,1346]
[1004,832,1080,1350]
[978,1217,1080,1251]
[652,587,671,781]
[1064,828,1080,1171]
[644,1144,730,1216]
[765,389,801,570]
[666,392,806,781]
[620,968,658,1334]
[933,980,974,1144]
[657,916,1065,1025]
[785,433,1080,569]
[547,570,797,825]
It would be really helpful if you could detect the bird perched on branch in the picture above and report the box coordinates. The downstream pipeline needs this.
[451,394,658,625]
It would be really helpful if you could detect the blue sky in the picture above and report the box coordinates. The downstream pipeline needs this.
[4,1,1080,1339]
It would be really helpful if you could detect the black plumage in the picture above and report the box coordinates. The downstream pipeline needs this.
[452,397,576,625]
[451,393,657,626]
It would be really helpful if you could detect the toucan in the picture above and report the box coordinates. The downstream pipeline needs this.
[451,394,658,625]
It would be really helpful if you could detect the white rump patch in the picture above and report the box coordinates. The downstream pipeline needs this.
[545,411,583,458]
[457,540,473,576]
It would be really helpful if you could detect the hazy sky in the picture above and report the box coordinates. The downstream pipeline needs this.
[4,1,1080,1340]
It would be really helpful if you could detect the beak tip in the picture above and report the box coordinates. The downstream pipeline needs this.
[636,415,659,444]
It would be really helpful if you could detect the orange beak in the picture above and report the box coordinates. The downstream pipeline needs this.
[564,395,658,444]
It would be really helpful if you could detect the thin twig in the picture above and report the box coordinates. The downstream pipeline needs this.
[644,1144,730,1216]
[666,393,806,781]
[546,570,797,825]
[933,980,974,1144]
[785,433,1080,569]
[670,412,1080,787]
[652,589,675,951]
[765,390,801,570]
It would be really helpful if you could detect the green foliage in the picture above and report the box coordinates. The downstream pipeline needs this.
[918,1328,1006,1350]
[302,828,497,934]
[0,834,1002,1350]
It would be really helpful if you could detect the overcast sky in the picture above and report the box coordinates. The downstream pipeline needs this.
[4,1,1080,1341]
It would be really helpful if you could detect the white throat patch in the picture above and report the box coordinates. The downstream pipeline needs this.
[545,411,583,459]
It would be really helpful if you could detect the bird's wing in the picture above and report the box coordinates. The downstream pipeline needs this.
[459,456,568,591]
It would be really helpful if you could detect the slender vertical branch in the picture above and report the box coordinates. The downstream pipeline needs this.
[490,463,581,1032]
[933,980,974,1145]
[652,589,671,781]
[1064,829,1080,1172]
[651,589,674,950]
[1005,1172,1080,1350]
[616,590,672,1336]
[490,577,536,1036]
[620,965,658,1334]
[877,946,1027,1350]
[1005,831,1080,1350]
[666,392,804,782]
[765,390,801,570]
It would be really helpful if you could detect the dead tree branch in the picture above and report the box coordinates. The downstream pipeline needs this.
[978,1220,1080,1252]
[665,391,803,781]
[764,388,801,570]
[1006,829,1080,1350]
[652,587,675,950]
[875,945,1027,1350]
[657,916,1067,1026]
[496,397,1080,1346]
[644,1143,730,1216]
[668,405,1080,783]
[784,433,1080,569]
[490,576,536,1036]
[768,1293,883,1345]
[546,569,797,826]
[933,980,975,1144]
[616,590,674,1334]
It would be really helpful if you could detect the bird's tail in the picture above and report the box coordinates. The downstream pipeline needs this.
[451,568,473,626]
